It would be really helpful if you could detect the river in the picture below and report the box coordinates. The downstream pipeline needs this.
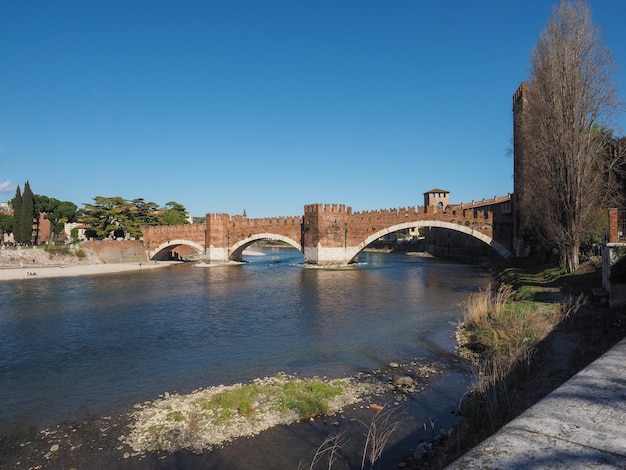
[0,249,493,453]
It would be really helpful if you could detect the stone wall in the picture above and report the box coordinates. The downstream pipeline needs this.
[81,240,147,264]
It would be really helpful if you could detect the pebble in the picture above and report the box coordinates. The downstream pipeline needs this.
[124,452,130,459]
[50,444,60,452]
[389,362,399,368]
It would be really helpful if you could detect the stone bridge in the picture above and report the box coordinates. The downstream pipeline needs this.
[142,197,513,265]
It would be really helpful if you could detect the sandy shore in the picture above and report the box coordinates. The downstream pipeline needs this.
[0,261,180,281]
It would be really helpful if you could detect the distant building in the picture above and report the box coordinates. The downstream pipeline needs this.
[0,203,14,244]
[423,188,450,210]
[33,213,52,245]
[63,222,88,243]
[0,204,53,245]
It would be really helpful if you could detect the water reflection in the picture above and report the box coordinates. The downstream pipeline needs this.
[0,250,492,433]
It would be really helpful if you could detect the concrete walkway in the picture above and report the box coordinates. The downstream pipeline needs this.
[446,337,626,469]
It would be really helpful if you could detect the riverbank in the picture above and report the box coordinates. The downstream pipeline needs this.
[0,261,178,281]
[0,358,464,469]
[414,259,626,469]
[0,245,183,280]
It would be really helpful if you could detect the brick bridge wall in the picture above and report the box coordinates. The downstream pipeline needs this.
[206,213,302,248]
[142,224,206,250]
[303,203,496,248]
[141,198,513,264]
[301,202,509,263]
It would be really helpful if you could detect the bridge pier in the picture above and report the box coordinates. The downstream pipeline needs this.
[303,246,358,265]
[205,245,230,263]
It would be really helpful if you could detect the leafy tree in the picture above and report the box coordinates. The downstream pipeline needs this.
[47,200,79,244]
[81,196,131,239]
[159,201,189,225]
[131,198,160,225]
[34,194,52,215]
[0,212,13,234]
[81,196,168,238]
[518,0,624,272]
[125,198,160,237]
[32,194,79,245]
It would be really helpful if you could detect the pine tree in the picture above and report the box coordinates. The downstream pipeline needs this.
[12,186,22,243]
[21,181,35,244]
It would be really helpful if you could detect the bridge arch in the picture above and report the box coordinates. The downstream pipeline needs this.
[149,239,206,260]
[229,233,302,261]
[347,220,512,262]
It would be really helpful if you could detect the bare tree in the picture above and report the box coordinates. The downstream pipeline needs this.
[519,0,624,272]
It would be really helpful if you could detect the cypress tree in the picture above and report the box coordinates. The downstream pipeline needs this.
[21,181,35,244]
[12,186,22,243]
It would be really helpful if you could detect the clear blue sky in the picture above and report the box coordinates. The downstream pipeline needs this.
[1,1,625,218]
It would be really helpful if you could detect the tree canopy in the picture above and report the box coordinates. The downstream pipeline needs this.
[0,212,13,234]
[80,197,189,239]
[34,195,79,244]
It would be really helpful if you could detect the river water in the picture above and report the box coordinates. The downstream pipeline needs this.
[0,249,493,437]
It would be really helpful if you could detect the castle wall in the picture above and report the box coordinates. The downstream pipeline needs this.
[142,198,513,264]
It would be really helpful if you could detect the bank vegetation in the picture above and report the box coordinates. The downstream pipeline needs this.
[418,258,626,469]
[124,373,391,456]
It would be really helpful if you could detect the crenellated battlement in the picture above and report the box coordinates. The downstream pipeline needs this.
[513,82,528,107]
[304,203,352,214]
[208,213,302,228]
[353,206,421,219]
[142,224,206,236]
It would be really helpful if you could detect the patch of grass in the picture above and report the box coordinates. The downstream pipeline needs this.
[497,258,601,298]
[45,245,70,257]
[165,411,185,422]
[205,385,259,417]
[194,378,346,423]
[276,380,344,419]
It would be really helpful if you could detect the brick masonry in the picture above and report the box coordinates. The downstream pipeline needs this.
[141,197,514,265]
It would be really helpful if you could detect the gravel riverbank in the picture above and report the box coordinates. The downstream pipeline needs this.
[0,360,462,469]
